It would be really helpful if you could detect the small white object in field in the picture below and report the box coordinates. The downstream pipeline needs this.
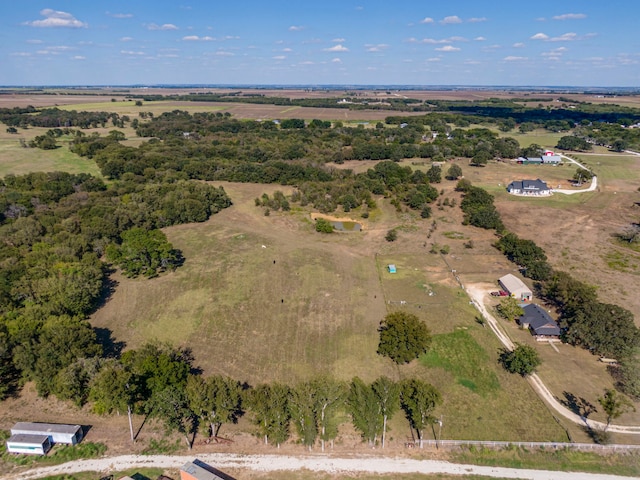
[261,245,267,248]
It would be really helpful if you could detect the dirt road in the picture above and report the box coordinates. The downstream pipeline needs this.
[5,453,640,480]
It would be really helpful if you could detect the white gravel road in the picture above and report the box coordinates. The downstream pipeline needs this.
[4,453,640,480]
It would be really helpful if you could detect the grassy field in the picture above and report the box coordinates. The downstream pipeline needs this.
[0,134,102,178]
[89,181,574,443]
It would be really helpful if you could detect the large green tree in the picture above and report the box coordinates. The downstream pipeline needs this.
[399,379,442,446]
[372,376,400,448]
[106,227,179,278]
[499,343,541,377]
[377,312,432,364]
[347,377,381,446]
[247,383,291,447]
[186,374,243,438]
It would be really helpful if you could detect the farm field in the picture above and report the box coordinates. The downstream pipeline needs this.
[1,92,640,460]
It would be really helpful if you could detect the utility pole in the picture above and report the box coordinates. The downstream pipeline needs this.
[436,415,443,449]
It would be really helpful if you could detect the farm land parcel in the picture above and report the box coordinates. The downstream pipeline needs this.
[0,90,639,465]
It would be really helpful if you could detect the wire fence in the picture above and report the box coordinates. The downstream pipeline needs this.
[407,439,640,451]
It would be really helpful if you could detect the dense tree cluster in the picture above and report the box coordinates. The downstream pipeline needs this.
[460,185,504,231]
[0,107,127,129]
[0,171,231,399]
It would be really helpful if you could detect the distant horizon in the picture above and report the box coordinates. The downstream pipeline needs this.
[2,1,639,86]
[1,84,639,93]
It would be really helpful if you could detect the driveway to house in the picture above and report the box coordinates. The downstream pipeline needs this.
[5,453,640,480]
[551,153,597,194]
[465,285,640,436]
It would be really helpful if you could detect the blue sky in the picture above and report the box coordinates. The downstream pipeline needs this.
[1,1,639,86]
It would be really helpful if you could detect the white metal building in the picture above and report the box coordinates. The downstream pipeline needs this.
[498,274,533,301]
[6,434,52,455]
[10,422,84,445]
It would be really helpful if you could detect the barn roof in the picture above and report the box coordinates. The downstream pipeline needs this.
[498,274,531,294]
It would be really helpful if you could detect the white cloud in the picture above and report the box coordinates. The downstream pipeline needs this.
[272,55,286,60]
[530,33,549,40]
[426,57,441,62]
[542,47,567,60]
[449,36,468,42]
[419,38,450,44]
[440,16,462,25]
[288,25,304,31]
[475,36,486,41]
[331,58,342,63]
[332,38,345,43]
[108,12,133,19]
[26,39,43,44]
[468,17,487,23]
[324,44,349,52]
[72,55,86,60]
[365,44,389,52]
[420,17,434,24]
[10,52,32,57]
[282,48,292,52]
[553,13,586,20]
[25,9,87,28]
[215,51,234,56]
[513,42,525,48]
[504,56,527,61]
[549,32,577,41]
[121,36,133,42]
[300,61,314,65]
[435,45,460,52]
[147,23,178,31]
[182,35,214,41]
[121,50,145,55]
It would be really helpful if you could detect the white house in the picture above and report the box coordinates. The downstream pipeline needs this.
[507,179,552,196]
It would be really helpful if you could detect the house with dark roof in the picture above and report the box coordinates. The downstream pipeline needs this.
[518,304,561,341]
[507,179,552,196]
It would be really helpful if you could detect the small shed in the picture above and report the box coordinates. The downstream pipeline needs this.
[518,304,561,340]
[6,434,52,455]
[387,264,397,274]
[10,422,83,445]
[498,274,532,301]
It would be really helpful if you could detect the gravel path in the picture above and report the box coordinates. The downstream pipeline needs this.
[4,453,639,480]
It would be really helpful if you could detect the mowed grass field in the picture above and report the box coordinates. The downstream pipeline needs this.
[91,181,573,442]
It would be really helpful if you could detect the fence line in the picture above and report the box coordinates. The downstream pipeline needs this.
[409,439,640,451]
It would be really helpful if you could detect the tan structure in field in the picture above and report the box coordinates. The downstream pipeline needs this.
[498,273,532,301]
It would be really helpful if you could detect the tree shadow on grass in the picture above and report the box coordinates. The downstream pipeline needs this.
[561,391,597,420]
[94,327,126,358]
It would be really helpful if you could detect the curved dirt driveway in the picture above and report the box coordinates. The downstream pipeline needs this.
[465,285,640,435]
[4,453,640,480]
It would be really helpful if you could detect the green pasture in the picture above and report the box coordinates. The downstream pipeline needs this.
[0,137,102,178]
[374,253,567,441]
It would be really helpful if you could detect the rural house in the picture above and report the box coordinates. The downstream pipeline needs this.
[498,274,532,301]
[506,179,551,196]
[518,304,561,341]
